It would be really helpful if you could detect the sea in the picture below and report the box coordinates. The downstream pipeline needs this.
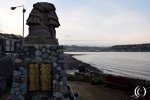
[65,52,150,81]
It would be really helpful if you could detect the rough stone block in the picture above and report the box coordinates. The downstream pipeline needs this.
[12,82,19,88]
[55,74,59,79]
[25,57,32,62]
[14,87,20,92]
[56,66,61,71]
[51,56,58,62]
[43,59,51,63]
[51,46,57,51]
[58,53,64,60]
[59,81,64,86]
[51,51,57,56]
[42,47,47,53]
[53,80,59,85]
[42,53,49,59]
[19,83,27,94]
[48,55,52,60]
[19,67,24,71]
[15,58,22,63]
[21,69,27,75]
[60,86,68,93]
[11,88,15,94]
[35,50,42,57]
[34,57,43,62]
[34,45,40,50]
[53,62,58,67]
[57,46,64,49]
[53,92,63,98]
[47,49,51,53]
[58,60,64,64]
[13,71,21,77]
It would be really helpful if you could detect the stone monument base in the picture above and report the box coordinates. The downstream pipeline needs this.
[24,36,59,45]
[10,44,70,100]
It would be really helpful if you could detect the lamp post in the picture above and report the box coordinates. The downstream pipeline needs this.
[11,5,26,39]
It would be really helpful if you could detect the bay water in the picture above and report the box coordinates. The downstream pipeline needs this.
[66,52,150,81]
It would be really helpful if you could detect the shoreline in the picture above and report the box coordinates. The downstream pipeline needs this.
[65,54,150,99]
[64,54,150,87]
[64,54,100,73]
[64,54,133,100]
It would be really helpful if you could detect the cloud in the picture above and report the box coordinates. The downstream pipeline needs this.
[0,0,150,46]
[57,2,150,46]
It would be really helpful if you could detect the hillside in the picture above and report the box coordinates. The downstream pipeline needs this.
[110,43,150,52]
[64,43,150,52]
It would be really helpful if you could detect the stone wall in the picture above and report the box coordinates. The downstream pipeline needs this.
[0,77,6,92]
[11,44,70,100]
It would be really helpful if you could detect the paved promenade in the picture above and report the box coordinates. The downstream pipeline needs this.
[69,81,130,100]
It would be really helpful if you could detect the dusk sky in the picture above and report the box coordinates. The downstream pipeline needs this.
[0,0,150,46]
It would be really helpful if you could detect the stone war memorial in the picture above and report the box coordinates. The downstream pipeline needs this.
[10,2,72,100]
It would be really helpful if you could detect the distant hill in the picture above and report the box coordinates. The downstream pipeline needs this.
[64,45,110,52]
[64,43,150,52]
[110,43,150,52]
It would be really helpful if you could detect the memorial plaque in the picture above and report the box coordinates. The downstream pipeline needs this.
[27,63,52,93]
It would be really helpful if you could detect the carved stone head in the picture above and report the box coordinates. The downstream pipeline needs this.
[25,2,60,45]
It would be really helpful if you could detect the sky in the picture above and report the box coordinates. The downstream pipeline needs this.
[0,0,150,46]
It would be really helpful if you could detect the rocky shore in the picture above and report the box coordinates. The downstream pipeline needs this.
[64,53,150,100]
[64,54,132,100]
[64,54,100,73]
[64,54,150,87]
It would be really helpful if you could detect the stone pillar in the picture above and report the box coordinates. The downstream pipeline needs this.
[10,2,71,100]
[10,44,70,100]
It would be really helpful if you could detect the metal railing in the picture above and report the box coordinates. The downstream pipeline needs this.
[68,85,80,100]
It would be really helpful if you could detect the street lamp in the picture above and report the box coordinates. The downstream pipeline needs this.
[11,5,26,39]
